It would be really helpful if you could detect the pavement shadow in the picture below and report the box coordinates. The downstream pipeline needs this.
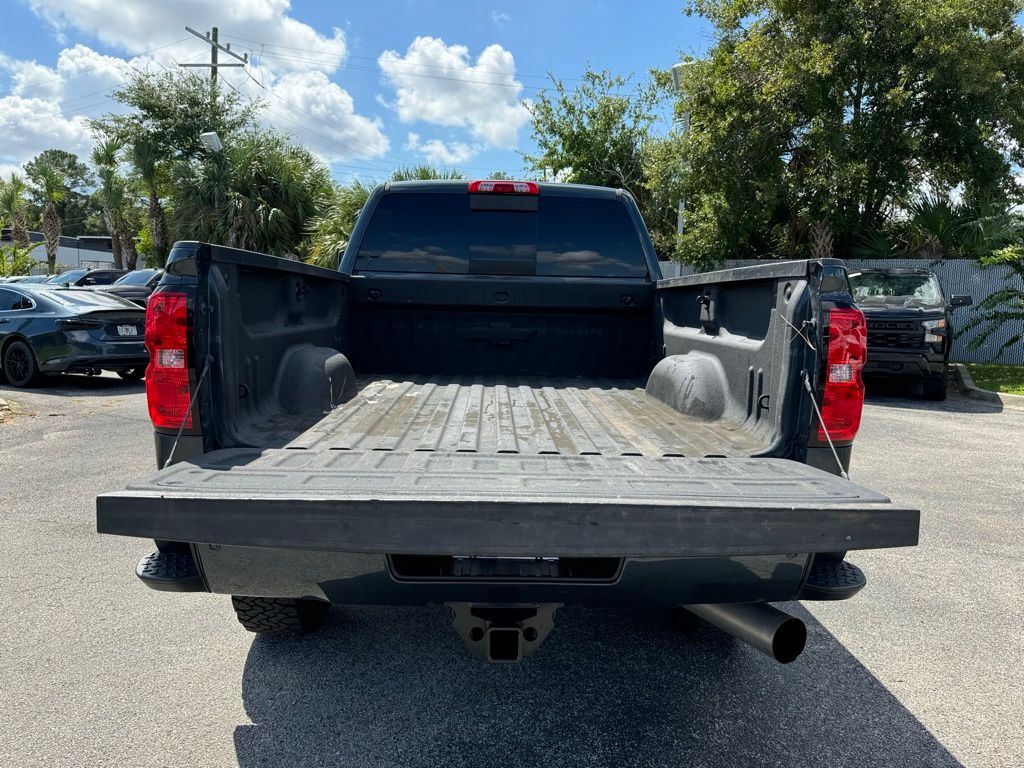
[0,373,145,399]
[233,604,962,768]
[865,379,1002,415]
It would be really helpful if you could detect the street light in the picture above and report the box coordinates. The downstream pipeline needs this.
[199,131,223,152]
[671,60,696,237]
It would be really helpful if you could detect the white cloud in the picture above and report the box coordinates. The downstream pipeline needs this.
[27,0,346,73]
[491,11,510,27]
[0,95,93,168]
[405,132,477,166]
[0,5,385,175]
[267,72,389,162]
[379,36,530,149]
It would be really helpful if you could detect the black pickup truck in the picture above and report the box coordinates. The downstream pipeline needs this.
[97,181,919,663]
[849,268,972,400]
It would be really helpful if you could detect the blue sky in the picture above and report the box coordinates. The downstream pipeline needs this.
[0,1,713,181]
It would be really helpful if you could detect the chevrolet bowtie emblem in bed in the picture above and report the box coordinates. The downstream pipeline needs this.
[469,322,536,345]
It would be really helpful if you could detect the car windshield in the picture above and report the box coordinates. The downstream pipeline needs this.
[47,269,89,285]
[113,269,157,286]
[849,272,944,308]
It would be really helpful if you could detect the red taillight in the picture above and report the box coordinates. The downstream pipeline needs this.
[145,292,192,430]
[819,307,866,443]
[468,180,539,194]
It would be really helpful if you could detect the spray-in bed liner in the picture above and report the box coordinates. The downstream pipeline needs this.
[286,376,766,457]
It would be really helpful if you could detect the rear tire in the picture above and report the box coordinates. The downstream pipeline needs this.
[231,596,330,635]
[116,367,145,382]
[2,340,39,388]
[923,372,948,401]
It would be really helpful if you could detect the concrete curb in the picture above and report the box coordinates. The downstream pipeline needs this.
[952,364,1024,410]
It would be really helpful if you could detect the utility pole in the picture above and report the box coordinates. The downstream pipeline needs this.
[180,26,248,108]
[671,60,696,238]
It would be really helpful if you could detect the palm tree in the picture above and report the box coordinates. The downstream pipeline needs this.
[131,137,169,266]
[92,139,134,270]
[305,166,465,269]
[32,162,65,274]
[175,132,330,259]
[0,173,31,247]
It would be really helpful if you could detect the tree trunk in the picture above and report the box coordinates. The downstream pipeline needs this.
[102,207,124,270]
[119,224,138,270]
[11,211,30,249]
[148,190,169,267]
[42,202,60,274]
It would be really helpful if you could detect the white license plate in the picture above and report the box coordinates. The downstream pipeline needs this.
[116,324,138,337]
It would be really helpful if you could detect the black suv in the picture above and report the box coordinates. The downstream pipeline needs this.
[849,268,971,400]
[46,267,128,287]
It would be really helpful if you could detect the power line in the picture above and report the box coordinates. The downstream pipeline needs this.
[253,49,547,91]
[179,25,248,102]
[219,32,578,83]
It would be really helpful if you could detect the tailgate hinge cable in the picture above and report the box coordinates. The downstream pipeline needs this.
[780,313,816,351]
[162,354,213,470]
[801,369,849,481]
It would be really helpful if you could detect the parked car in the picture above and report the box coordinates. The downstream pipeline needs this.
[849,268,972,400]
[96,269,163,307]
[98,181,919,665]
[2,275,50,284]
[0,283,147,388]
[46,267,128,287]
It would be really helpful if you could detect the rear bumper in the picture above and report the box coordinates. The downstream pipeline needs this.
[192,545,815,606]
[39,340,148,373]
[863,347,945,378]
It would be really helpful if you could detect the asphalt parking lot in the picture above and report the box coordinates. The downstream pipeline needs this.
[0,375,1021,768]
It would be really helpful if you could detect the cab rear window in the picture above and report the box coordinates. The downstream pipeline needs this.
[354,192,648,278]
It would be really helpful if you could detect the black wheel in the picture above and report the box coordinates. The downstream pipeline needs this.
[923,372,948,401]
[116,367,145,382]
[2,340,39,388]
[231,596,330,635]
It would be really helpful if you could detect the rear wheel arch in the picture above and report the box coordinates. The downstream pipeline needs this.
[1,335,40,386]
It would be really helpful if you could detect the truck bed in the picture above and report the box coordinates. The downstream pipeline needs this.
[286,375,766,458]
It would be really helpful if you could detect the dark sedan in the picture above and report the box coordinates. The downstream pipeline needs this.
[0,284,148,388]
[96,269,163,307]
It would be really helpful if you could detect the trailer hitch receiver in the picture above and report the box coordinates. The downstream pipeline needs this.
[448,603,561,662]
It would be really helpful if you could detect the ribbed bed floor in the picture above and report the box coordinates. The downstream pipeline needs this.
[286,376,766,458]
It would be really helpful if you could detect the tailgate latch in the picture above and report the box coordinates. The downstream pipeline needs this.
[697,287,719,333]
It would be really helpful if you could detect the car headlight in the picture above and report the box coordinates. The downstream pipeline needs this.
[922,318,946,343]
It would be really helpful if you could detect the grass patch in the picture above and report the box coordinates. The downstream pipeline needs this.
[963,363,1024,395]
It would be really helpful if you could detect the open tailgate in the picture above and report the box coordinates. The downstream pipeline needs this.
[97,449,918,557]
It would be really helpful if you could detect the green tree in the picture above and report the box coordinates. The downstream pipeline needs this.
[0,240,40,277]
[30,161,66,273]
[24,149,99,237]
[676,0,1024,265]
[91,139,134,269]
[525,68,680,254]
[130,137,170,266]
[0,173,31,247]
[174,132,331,258]
[305,166,466,269]
[92,70,260,163]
